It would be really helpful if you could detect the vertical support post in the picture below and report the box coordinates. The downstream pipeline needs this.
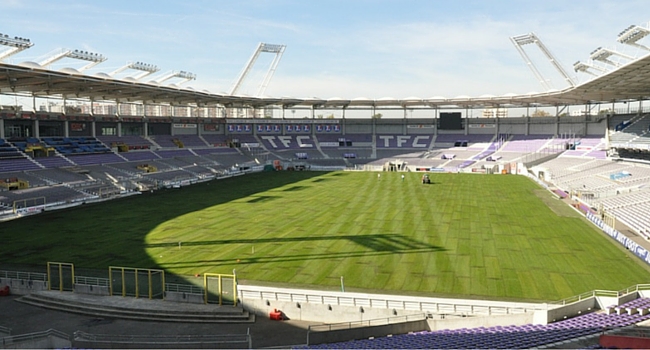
[161,270,165,300]
[203,274,208,304]
[218,275,223,305]
[58,265,63,292]
[121,268,126,297]
[135,268,139,298]
[47,264,52,291]
[109,267,113,296]
[148,270,152,299]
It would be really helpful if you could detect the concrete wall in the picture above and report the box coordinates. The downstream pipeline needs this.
[534,298,598,325]
[74,284,109,296]
[164,291,204,304]
[307,319,429,345]
[1,335,71,349]
[529,123,556,135]
[73,339,249,349]
[427,312,534,331]
[501,123,526,134]
[0,278,48,295]
[172,125,198,135]
[242,298,424,323]
[586,119,607,135]
[375,124,403,134]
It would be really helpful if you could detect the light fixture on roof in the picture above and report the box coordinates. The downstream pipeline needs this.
[589,47,634,66]
[153,70,197,86]
[39,48,107,71]
[617,24,650,50]
[573,60,608,77]
[110,61,160,80]
[0,33,33,61]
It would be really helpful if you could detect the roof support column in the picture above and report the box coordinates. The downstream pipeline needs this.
[310,106,316,137]
[464,107,469,136]
[526,115,530,136]
[584,104,590,135]
[494,106,499,138]
[434,108,438,136]
[0,119,4,139]
[403,107,407,135]
[62,97,69,137]
[34,119,39,138]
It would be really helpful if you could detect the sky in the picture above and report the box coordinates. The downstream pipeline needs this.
[1,0,649,100]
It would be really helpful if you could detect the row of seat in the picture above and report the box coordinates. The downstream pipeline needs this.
[298,298,650,349]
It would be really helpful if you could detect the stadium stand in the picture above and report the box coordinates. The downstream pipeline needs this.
[298,298,650,349]
[4,23,650,348]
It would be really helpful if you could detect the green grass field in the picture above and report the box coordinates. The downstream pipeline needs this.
[1,171,649,301]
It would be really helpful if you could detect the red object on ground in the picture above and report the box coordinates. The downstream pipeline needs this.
[0,286,10,296]
[269,309,283,320]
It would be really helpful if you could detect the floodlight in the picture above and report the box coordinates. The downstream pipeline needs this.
[589,47,634,66]
[0,36,33,48]
[0,32,34,61]
[153,70,197,85]
[618,25,650,44]
[67,49,106,63]
[573,60,607,77]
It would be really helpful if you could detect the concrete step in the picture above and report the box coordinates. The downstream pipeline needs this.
[17,292,255,323]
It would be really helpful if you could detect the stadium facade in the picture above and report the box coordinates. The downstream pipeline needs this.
[3,23,650,349]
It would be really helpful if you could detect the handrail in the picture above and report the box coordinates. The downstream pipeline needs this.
[1,328,69,343]
[0,270,47,281]
[308,314,427,332]
[73,330,250,344]
[75,276,109,287]
[165,282,203,295]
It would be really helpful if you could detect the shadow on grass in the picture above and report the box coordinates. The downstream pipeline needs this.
[0,171,330,270]
[146,233,440,252]
[158,245,445,269]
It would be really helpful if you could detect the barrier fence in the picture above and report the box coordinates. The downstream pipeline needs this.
[0,270,47,281]
[308,314,427,332]
[236,285,545,316]
[73,329,252,349]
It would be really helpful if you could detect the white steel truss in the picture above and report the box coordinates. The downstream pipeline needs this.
[0,33,33,62]
[230,42,286,96]
[110,61,160,80]
[39,49,107,71]
[510,33,575,91]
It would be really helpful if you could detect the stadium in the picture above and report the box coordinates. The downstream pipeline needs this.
[2,13,650,349]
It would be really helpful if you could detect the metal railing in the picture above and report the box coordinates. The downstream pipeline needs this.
[74,329,251,348]
[0,270,47,281]
[1,328,69,347]
[165,282,203,295]
[238,285,545,316]
[308,314,427,332]
[549,284,650,306]
[74,276,109,287]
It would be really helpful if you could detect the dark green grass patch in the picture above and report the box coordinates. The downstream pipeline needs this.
[1,171,649,301]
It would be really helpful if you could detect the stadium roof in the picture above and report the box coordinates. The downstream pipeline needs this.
[1,53,650,110]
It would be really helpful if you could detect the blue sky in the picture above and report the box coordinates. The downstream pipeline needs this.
[1,0,649,99]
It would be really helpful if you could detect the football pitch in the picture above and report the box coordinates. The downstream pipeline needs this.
[1,170,649,302]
